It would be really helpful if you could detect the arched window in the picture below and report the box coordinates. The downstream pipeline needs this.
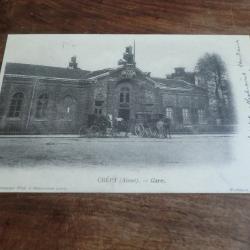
[120,87,130,104]
[8,92,24,118]
[94,93,104,116]
[182,108,191,125]
[166,107,173,120]
[62,96,76,120]
[198,109,206,124]
[36,93,48,119]
[145,90,154,104]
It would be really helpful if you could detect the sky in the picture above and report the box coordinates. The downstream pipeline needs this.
[1,34,250,80]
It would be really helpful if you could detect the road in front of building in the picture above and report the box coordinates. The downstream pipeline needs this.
[0,134,235,168]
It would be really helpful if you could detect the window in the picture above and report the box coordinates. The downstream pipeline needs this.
[95,100,104,106]
[182,108,191,125]
[120,87,130,104]
[95,108,102,115]
[145,90,154,104]
[198,109,206,124]
[36,93,48,119]
[166,107,173,120]
[62,96,76,120]
[94,93,105,116]
[8,92,24,118]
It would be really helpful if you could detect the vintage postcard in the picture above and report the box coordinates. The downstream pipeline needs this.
[0,34,249,193]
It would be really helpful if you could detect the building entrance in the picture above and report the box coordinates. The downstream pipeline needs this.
[118,108,130,121]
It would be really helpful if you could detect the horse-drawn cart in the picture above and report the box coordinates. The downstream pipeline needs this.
[134,113,171,138]
[79,114,129,138]
[79,113,171,138]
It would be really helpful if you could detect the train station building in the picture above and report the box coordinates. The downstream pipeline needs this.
[0,46,215,134]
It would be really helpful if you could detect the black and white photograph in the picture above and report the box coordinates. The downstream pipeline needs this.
[0,34,249,192]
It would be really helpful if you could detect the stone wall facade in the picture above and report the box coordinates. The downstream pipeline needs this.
[0,74,90,134]
[0,62,211,134]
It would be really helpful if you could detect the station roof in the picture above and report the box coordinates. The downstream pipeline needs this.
[3,63,206,93]
[4,63,90,80]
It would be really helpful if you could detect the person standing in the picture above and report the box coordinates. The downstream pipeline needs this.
[163,117,171,138]
[156,118,164,138]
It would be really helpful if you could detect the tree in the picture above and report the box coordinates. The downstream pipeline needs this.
[195,53,235,124]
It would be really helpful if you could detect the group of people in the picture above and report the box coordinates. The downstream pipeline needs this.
[114,115,172,139]
[91,113,171,138]
[156,117,171,139]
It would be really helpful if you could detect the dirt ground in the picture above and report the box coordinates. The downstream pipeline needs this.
[0,134,235,168]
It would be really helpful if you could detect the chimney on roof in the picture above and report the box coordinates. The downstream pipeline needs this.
[174,67,185,76]
[68,56,78,70]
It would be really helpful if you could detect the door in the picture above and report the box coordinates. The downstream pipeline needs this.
[118,108,130,121]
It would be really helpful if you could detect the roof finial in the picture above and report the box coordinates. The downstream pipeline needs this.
[118,45,136,66]
[68,56,78,69]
